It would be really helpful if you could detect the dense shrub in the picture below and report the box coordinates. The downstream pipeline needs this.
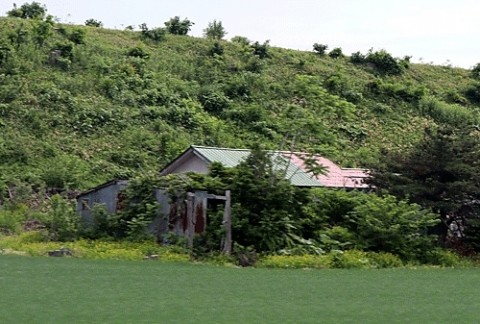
[302,189,438,261]
[471,63,480,80]
[368,79,426,103]
[328,47,344,59]
[0,205,27,235]
[352,49,406,75]
[420,248,463,267]
[348,195,438,260]
[418,96,477,125]
[127,47,150,59]
[198,87,230,114]
[139,23,166,42]
[464,82,480,104]
[208,42,224,57]
[251,40,270,59]
[350,51,366,64]
[313,43,328,56]
[85,19,103,28]
[164,16,194,35]
[42,195,79,241]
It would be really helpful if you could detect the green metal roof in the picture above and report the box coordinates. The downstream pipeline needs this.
[192,146,322,187]
[192,146,250,168]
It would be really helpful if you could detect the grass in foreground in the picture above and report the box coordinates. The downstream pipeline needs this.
[1,255,480,323]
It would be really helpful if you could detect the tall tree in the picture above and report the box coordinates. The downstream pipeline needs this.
[370,126,480,251]
[203,20,226,40]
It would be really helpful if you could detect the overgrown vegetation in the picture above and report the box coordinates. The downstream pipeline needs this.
[1,3,480,266]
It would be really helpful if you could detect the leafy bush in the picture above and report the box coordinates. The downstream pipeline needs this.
[68,28,86,45]
[139,23,166,42]
[0,205,27,235]
[42,195,79,241]
[367,252,403,268]
[164,16,194,35]
[303,189,438,261]
[127,47,150,59]
[464,82,480,104]
[328,47,344,59]
[79,204,117,239]
[471,63,480,80]
[230,36,250,46]
[350,51,366,64]
[360,49,405,75]
[198,87,230,114]
[251,40,270,59]
[85,19,103,28]
[208,42,224,57]
[419,96,476,125]
[368,79,426,103]
[348,195,438,260]
[420,248,463,267]
[330,250,371,268]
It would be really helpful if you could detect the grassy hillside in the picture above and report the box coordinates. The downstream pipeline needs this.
[0,16,478,194]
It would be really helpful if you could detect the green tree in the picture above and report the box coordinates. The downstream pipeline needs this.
[203,20,226,40]
[164,16,194,35]
[371,126,480,250]
[313,43,328,56]
[224,148,308,252]
[7,2,46,19]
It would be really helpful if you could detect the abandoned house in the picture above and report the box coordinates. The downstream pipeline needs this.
[76,145,369,251]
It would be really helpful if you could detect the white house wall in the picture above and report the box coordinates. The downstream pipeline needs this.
[171,154,210,174]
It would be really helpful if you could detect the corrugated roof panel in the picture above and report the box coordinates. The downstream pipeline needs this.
[192,146,251,167]
[192,146,323,187]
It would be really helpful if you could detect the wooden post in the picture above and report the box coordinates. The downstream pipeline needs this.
[222,190,232,255]
[186,193,195,249]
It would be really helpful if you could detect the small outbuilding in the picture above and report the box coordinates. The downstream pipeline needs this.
[76,179,129,224]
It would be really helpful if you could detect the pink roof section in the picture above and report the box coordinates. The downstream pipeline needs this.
[282,153,370,189]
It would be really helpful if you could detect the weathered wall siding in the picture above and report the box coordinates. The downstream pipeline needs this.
[193,191,208,233]
[153,190,209,240]
[171,155,209,174]
[153,189,171,240]
[77,184,213,241]
[76,180,128,222]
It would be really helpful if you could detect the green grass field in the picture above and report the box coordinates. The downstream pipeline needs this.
[1,255,479,323]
